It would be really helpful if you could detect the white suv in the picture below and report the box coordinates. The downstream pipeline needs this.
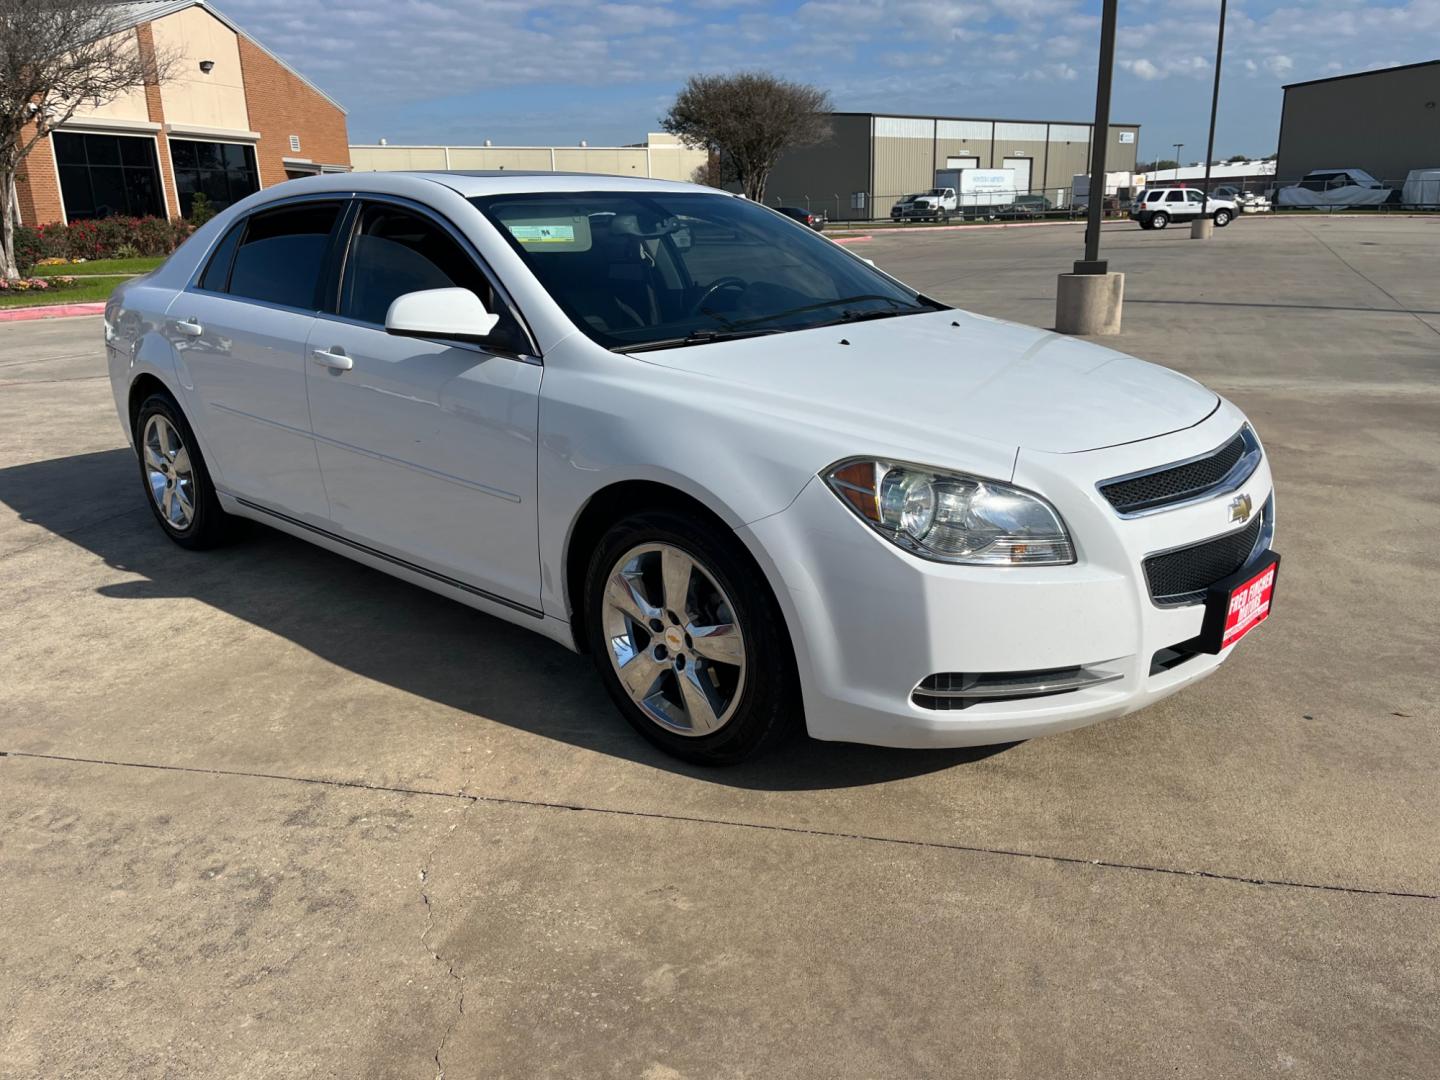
[1131,187,1236,230]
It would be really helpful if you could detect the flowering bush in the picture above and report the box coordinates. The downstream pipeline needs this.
[12,216,192,273]
[0,275,80,293]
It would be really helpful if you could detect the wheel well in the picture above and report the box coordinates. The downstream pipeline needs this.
[127,373,171,438]
[567,478,806,656]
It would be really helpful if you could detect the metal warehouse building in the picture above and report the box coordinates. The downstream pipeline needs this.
[764,113,1141,221]
[1277,60,1440,185]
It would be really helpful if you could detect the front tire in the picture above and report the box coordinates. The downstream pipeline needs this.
[584,510,799,765]
[1214,209,1232,227]
[134,392,233,549]
[1151,211,1170,230]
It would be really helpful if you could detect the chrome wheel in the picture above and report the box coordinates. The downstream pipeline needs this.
[601,542,746,737]
[142,413,195,530]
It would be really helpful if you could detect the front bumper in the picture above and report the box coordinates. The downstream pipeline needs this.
[739,400,1275,748]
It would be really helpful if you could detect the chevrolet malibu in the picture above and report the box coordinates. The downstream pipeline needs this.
[105,173,1279,764]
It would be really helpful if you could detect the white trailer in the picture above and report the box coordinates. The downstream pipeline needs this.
[1072,171,1135,209]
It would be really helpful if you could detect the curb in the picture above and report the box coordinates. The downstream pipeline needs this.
[0,301,106,322]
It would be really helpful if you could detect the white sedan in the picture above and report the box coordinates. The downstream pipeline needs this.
[105,173,1278,764]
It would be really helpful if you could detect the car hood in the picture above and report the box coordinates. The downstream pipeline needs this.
[631,309,1217,455]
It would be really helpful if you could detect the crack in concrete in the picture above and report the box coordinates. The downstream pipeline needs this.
[6,749,1438,903]
[418,798,475,1080]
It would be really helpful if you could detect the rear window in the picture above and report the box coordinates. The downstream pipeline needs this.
[226,202,340,309]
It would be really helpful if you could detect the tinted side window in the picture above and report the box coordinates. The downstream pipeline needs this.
[1166,191,1185,203]
[341,203,524,349]
[198,222,244,292]
[227,203,340,309]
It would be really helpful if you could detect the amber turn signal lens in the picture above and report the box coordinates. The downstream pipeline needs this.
[829,460,880,522]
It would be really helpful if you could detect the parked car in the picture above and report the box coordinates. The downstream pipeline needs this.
[891,189,956,222]
[1276,169,1395,208]
[106,173,1278,764]
[995,194,1052,220]
[775,205,825,231]
[1210,186,1271,214]
[1131,186,1237,229]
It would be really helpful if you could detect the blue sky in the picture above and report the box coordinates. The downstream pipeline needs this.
[222,0,1437,163]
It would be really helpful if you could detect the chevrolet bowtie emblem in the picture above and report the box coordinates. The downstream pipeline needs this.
[1228,493,1254,524]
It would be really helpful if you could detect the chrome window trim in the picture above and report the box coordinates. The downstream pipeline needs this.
[1097,425,1262,518]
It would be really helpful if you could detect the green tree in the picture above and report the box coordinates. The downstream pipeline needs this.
[663,72,831,203]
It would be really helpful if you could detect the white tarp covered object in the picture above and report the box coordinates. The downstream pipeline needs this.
[1276,168,1393,207]
[1401,169,1440,208]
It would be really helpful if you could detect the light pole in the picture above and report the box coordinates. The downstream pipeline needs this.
[1172,143,1184,180]
[1193,0,1229,238]
[1055,0,1123,334]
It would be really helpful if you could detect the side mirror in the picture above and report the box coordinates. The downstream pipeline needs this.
[385,288,499,344]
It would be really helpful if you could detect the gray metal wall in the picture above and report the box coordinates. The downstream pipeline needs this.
[1277,63,1440,182]
[766,113,1141,218]
[762,114,873,220]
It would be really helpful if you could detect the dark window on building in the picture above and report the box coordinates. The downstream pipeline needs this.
[226,202,341,309]
[53,132,164,220]
[169,139,260,217]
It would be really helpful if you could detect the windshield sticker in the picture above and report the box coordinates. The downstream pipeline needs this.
[500,215,593,251]
[509,224,575,243]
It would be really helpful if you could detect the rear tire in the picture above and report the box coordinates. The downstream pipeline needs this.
[134,391,233,550]
[1151,211,1170,230]
[584,509,800,765]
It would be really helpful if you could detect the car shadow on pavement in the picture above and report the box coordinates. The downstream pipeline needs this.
[1,449,1012,791]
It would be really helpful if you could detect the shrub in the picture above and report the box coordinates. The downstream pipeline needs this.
[12,225,46,275]
[188,193,216,226]
[12,215,193,266]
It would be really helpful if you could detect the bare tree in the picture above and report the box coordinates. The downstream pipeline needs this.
[0,0,174,276]
[663,72,831,203]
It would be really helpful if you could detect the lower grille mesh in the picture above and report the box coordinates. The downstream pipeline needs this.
[1143,513,1264,606]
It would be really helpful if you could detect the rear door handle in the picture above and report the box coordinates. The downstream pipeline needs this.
[173,318,203,337]
[311,348,353,372]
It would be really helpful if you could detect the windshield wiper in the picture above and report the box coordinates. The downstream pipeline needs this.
[614,327,781,353]
[729,294,923,329]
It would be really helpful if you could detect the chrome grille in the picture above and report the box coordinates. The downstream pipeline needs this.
[1099,427,1259,516]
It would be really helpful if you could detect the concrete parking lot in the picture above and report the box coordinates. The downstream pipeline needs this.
[2,215,1437,1078]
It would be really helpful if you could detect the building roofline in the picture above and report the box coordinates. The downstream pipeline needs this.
[1283,58,1440,91]
[108,0,347,114]
[827,111,1141,127]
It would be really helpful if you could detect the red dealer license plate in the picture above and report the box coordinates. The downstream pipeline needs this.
[1188,552,1281,654]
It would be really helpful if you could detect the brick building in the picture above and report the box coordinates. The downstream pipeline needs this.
[12,0,349,227]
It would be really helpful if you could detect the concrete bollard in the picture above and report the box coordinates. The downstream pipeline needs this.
[1191,218,1215,239]
[1055,272,1124,335]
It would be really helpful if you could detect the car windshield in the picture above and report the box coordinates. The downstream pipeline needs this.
[472,191,941,351]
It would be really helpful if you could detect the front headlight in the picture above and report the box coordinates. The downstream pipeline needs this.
[824,458,1075,566]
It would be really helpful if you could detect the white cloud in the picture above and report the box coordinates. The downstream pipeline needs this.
[1122,57,1162,80]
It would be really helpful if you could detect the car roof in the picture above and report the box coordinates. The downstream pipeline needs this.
[269,170,724,199]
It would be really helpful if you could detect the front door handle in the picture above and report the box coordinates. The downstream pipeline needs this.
[311,348,354,372]
[173,318,203,337]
